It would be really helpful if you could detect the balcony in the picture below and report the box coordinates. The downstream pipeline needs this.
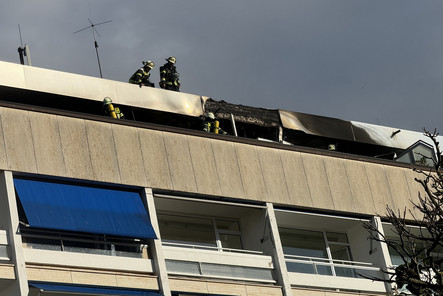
[154,194,275,283]
[276,209,388,293]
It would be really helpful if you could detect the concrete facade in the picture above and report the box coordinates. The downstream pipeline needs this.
[0,106,425,215]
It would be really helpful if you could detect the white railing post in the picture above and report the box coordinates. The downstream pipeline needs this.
[0,171,29,296]
[142,188,171,296]
[265,203,293,296]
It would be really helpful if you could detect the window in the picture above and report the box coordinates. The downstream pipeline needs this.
[158,213,243,251]
[396,140,436,167]
[388,239,443,268]
[279,228,355,277]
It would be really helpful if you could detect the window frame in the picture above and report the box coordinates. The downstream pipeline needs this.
[157,212,243,252]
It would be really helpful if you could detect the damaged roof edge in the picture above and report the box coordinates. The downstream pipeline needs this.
[279,109,443,151]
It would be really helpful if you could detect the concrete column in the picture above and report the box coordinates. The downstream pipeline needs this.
[370,216,393,294]
[142,188,171,296]
[265,202,292,296]
[0,171,28,296]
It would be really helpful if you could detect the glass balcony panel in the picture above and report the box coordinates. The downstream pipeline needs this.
[201,263,274,281]
[334,266,355,278]
[166,259,201,275]
[286,261,333,275]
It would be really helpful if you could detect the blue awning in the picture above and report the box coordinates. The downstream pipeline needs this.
[30,283,163,295]
[15,179,157,239]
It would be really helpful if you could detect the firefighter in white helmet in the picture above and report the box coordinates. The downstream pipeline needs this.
[129,60,155,88]
[102,97,124,119]
[202,112,227,135]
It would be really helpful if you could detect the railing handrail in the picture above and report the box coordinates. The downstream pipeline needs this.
[162,241,264,255]
[284,254,377,269]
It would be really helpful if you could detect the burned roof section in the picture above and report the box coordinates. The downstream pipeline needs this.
[204,98,281,127]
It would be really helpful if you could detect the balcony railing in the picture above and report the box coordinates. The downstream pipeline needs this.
[162,242,274,283]
[20,227,147,258]
[284,254,381,279]
[162,241,263,255]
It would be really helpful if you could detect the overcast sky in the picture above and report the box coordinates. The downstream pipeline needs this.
[1,0,443,133]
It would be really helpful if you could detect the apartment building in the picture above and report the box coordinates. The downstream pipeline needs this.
[0,61,438,296]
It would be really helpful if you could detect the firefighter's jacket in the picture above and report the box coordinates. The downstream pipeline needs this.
[160,64,180,91]
[129,68,154,87]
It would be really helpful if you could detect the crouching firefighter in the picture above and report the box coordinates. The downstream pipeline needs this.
[202,112,227,135]
[103,97,124,119]
[129,60,155,88]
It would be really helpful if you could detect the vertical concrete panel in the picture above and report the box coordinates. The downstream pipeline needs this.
[257,147,291,204]
[163,133,197,192]
[365,163,395,216]
[235,143,267,202]
[0,171,29,296]
[112,125,147,186]
[210,140,245,199]
[344,159,376,215]
[301,154,334,210]
[404,168,425,219]
[187,135,222,196]
[292,289,326,296]
[28,112,66,176]
[385,166,415,219]
[1,108,37,173]
[168,278,208,294]
[280,150,312,208]
[138,129,173,190]
[0,111,9,171]
[207,282,247,296]
[323,157,356,213]
[85,121,121,183]
[246,286,283,296]
[57,116,94,180]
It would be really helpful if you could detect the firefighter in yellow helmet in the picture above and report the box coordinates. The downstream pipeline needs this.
[202,112,227,135]
[129,60,155,88]
[102,97,124,119]
[159,56,180,91]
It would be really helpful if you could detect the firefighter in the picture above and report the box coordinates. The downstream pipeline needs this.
[202,112,227,135]
[129,60,155,87]
[102,97,124,119]
[159,56,180,91]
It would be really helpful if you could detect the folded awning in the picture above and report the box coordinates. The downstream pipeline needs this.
[30,283,163,295]
[15,179,157,239]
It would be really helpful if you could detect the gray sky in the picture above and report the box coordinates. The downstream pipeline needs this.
[1,0,443,133]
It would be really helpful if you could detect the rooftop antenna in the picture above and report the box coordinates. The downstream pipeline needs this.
[74,18,112,78]
[17,24,32,66]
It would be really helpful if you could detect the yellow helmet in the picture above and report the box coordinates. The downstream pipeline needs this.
[166,56,176,64]
[143,60,155,69]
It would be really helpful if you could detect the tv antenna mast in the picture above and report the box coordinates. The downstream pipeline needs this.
[17,24,32,66]
[74,18,112,78]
